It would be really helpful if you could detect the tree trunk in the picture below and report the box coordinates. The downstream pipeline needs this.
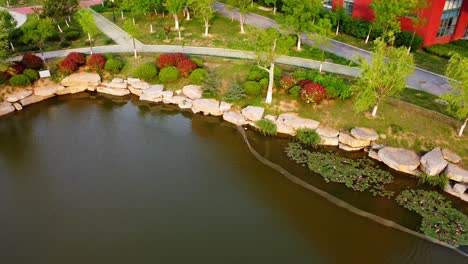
[178,29,182,40]
[319,50,325,72]
[458,117,467,137]
[273,5,276,15]
[10,42,15,51]
[150,24,154,33]
[133,37,137,58]
[65,20,70,27]
[365,28,372,44]
[132,17,136,25]
[408,30,417,54]
[88,32,93,55]
[240,14,245,34]
[121,11,124,19]
[185,6,190,21]
[265,62,275,104]
[371,104,379,117]
[204,18,209,36]
[336,21,340,35]
[39,46,45,61]
[296,34,301,51]
[57,24,63,33]
[174,14,179,30]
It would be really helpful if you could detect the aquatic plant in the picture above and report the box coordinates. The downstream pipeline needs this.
[418,173,449,190]
[296,129,320,147]
[255,119,277,136]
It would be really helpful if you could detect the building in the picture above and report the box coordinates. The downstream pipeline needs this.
[326,0,468,47]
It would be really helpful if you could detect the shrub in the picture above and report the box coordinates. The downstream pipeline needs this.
[280,75,297,89]
[59,41,71,48]
[189,68,209,84]
[247,70,265,81]
[104,59,123,74]
[300,83,327,103]
[394,30,424,51]
[21,53,43,70]
[255,119,277,136]
[9,62,25,76]
[223,81,246,102]
[159,66,179,83]
[46,33,61,42]
[23,69,39,81]
[424,40,468,59]
[418,173,449,190]
[156,53,176,68]
[173,53,189,64]
[66,52,86,65]
[133,64,158,81]
[87,54,107,71]
[59,58,78,74]
[296,129,320,147]
[64,31,80,41]
[297,79,313,87]
[0,72,9,85]
[202,71,219,97]
[243,81,262,95]
[191,57,203,67]
[292,69,308,81]
[289,85,302,98]
[318,74,352,99]
[9,74,31,87]
[177,59,197,77]
[259,78,269,89]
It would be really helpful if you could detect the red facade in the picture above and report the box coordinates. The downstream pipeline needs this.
[332,0,468,46]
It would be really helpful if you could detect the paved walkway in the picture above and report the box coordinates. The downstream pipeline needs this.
[213,2,451,96]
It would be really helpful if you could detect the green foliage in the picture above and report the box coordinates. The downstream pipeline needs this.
[285,143,394,197]
[243,81,262,96]
[394,30,424,51]
[296,129,320,147]
[191,57,204,67]
[189,68,209,85]
[292,69,308,81]
[418,173,449,190]
[370,0,411,39]
[104,59,123,74]
[255,119,277,136]
[9,74,31,87]
[159,66,179,83]
[259,78,269,89]
[280,0,322,37]
[201,71,219,97]
[133,64,158,81]
[223,81,246,102]
[247,70,265,81]
[23,69,39,81]
[41,0,79,22]
[289,85,302,98]
[318,74,352,99]
[340,16,373,39]
[396,190,468,246]
[424,40,468,59]
[64,31,80,41]
[20,17,55,52]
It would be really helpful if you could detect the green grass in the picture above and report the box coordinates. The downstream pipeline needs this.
[396,88,451,117]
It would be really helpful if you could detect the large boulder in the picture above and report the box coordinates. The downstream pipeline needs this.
[219,102,232,112]
[56,85,88,95]
[378,147,420,175]
[6,90,33,103]
[223,111,248,126]
[350,127,379,141]
[127,79,150,96]
[339,143,364,151]
[162,91,176,104]
[139,85,164,102]
[338,133,370,148]
[172,95,191,105]
[192,99,222,116]
[34,85,65,96]
[241,106,264,122]
[61,72,101,87]
[442,149,461,164]
[20,94,55,106]
[368,150,381,161]
[182,85,203,100]
[445,164,468,183]
[316,126,339,138]
[102,81,128,89]
[178,100,193,109]
[275,118,296,136]
[278,113,320,130]
[319,136,339,146]
[97,86,130,97]
[0,102,15,116]
[453,183,467,195]
[420,147,448,176]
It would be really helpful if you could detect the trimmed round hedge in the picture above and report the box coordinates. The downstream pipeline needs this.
[9,74,31,87]
[243,81,262,96]
[159,66,179,83]
[133,64,158,81]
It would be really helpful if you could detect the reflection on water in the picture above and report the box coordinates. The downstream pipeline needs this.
[0,94,466,264]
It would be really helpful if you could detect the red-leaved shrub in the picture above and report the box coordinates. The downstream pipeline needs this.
[87,54,107,71]
[66,52,86,65]
[300,83,327,104]
[297,79,313,87]
[59,59,78,74]
[177,59,197,77]
[21,53,43,70]
[280,75,297,89]
[172,53,188,65]
[156,54,176,68]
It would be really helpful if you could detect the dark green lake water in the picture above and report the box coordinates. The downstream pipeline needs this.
[0,94,466,264]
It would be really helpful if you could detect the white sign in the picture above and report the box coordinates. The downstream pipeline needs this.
[39,70,51,78]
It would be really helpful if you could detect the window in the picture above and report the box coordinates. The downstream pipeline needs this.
[437,0,463,37]
[344,0,355,16]
[323,0,333,11]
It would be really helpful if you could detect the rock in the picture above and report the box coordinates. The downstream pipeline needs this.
[442,149,461,164]
[172,95,190,105]
[112,78,124,83]
[264,115,276,123]
[162,91,175,104]
[378,147,420,175]
[128,86,143,96]
[368,150,381,161]
[56,85,88,95]
[0,102,15,116]
[223,111,248,126]
[241,106,264,122]
[61,72,101,87]
[420,147,448,176]
[6,90,33,103]
[20,94,55,106]
[461,193,468,202]
[278,113,320,130]
[453,183,467,195]
[34,85,65,96]
[319,136,339,146]
[444,183,459,197]
[316,126,339,138]
[139,86,164,102]
[275,118,296,136]
[350,127,379,141]
[182,85,203,99]
[371,142,385,151]
[102,81,128,89]
[129,80,150,90]
[127,77,140,84]
[339,143,364,151]
[13,103,22,111]
[175,90,182,95]
[178,100,193,109]
[219,102,232,112]
[97,86,130,97]
[338,133,370,148]
[192,99,222,116]
[445,164,468,183]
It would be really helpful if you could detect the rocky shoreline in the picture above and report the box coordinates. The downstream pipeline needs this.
[1,72,467,202]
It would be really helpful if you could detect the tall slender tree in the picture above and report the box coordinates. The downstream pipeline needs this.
[165,0,186,30]
[0,19,9,65]
[406,0,431,53]
[0,10,17,51]
[366,0,411,44]
[188,0,215,36]
[41,0,79,22]
[228,0,250,34]
[441,53,468,137]
[76,9,100,55]
[20,17,55,60]
[123,19,139,58]
[309,18,332,72]
[264,0,278,15]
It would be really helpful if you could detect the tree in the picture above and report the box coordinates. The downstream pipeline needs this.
[188,0,215,36]
[367,0,411,44]
[281,0,322,51]
[76,9,100,55]
[333,1,345,35]
[309,18,332,72]
[123,19,139,58]
[227,0,250,34]
[165,0,186,31]
[406,0,431,53]
[0,19,9,65]
[264,0,278,15]
[0,10,16,50]
[441,53,468,137]
[254,28,294,104]
[20,17,55,60]
[41,0,79,23]
[121,0,140,25]
[353,36,414,117]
